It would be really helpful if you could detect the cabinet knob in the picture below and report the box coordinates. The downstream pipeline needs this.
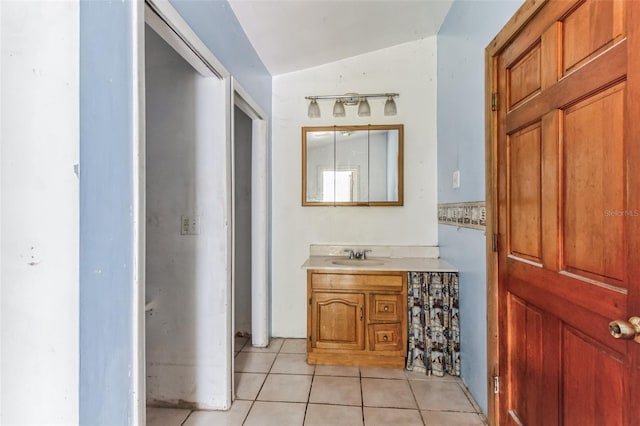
[384,305,389,312]
[383,335,388,341]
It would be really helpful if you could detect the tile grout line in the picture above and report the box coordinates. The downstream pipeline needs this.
[406,373,427,426]
[254,339,312,425]
[238,335,260,426]
[303,353,316,426]
[241,337,283,425]
[458,380,482,412]
[360,367,366,425]
[180,410,194,426]
[162,340,479,426]
[455,379,489,424]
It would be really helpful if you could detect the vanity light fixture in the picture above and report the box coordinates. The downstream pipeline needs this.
[333,98,346,117]
[305,92,399,118]
[357,97,371,117]
[307,97,321,118]
[384,95,397,116]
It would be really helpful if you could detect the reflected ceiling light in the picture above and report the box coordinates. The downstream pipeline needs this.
[305,92,398,118]
[384,96,397,116]
[307,97,320,118]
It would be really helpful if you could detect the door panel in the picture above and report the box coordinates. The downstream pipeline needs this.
[562,0,625,74]
[507,295,544,426]
[494,0,638,424]
[508,42,542,109]
[508,122,542,262]
[562,325,624,425]
[504,40,627,135]
[563,84,625,284]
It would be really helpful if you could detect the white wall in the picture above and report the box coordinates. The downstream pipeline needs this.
[271,38,438,337]
[145,26,231,409]
[0,1,79,424]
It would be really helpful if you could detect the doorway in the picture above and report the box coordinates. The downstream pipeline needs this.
[139,0,270,415]
[233,106,253,338]
[144,19,229,409]
[232,85,270,349]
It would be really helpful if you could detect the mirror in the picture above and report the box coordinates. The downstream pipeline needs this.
[302,124,403,206]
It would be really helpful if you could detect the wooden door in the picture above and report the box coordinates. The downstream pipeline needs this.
[311,292,365,351]
[491,0,640,424]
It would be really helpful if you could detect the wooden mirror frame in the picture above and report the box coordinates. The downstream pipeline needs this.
[302,124,404,206]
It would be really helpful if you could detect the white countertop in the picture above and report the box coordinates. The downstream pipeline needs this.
[302,255,458,272]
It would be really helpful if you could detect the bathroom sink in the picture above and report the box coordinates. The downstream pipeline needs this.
[331,259,385,267]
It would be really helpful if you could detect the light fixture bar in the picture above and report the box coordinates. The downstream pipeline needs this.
[305,93,398,101]
[305,92,399,118]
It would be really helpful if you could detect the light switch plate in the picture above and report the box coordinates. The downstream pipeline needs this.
[453,170,460,189]
[181,215,201,235]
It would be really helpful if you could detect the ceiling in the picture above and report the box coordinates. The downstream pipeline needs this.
[228,0,453,76]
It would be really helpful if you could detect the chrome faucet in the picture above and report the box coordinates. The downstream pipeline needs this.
[343,249,355,259]
[347,249,372,260]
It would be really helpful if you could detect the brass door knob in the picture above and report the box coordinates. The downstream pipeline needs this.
[609,317,640,343]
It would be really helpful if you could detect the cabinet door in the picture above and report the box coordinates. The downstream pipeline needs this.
[311,292,365,350]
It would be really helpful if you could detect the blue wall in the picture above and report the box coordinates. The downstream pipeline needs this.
[437,0,523,414]
[79,1,135,423]
[170,0,272,117]
[79,1,271,423]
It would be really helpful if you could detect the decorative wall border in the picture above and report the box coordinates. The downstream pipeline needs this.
[438,201,486,230]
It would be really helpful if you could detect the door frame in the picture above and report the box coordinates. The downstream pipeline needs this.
[134,0,270,420]
[230,79,270,349]
[136,0,231,420]
[485,1,548,425]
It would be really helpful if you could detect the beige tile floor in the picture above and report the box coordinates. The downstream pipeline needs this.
[147,338,487,426]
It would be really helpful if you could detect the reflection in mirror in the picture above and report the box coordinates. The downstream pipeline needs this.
[334,130,368,202]
[302,125,403,206]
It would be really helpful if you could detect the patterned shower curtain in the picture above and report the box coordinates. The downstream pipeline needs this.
[406,272,460,376]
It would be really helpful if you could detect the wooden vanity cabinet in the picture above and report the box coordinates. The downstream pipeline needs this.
[307,270,407,368]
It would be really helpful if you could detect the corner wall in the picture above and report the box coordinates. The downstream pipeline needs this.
[436,0,523,414]
[271,38,438,337]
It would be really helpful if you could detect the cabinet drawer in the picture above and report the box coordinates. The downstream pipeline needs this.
[369,294,403,322]
[369,323,403,351]
[311,273,403,291]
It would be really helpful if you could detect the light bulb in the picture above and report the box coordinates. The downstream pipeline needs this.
[384,96,397,116]
[308,98,321,118]
[333,99,346,117]
[357,98,371,117]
